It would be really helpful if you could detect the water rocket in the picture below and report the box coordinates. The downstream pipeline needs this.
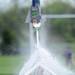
[25,0,41,28]
[32,0,40,6]
[31,0,41,28]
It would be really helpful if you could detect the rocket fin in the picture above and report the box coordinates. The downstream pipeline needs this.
[25,11,30,23]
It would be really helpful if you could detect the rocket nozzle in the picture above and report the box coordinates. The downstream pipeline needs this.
[32,22,41,28]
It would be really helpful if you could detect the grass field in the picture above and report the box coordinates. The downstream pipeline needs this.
[0,55,26,75]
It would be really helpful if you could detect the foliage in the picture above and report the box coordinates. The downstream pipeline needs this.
[50,18,75,42]
[43,1,73,14]
[2,28,16,45]
[43,1,75,43]
[0,6,28,55]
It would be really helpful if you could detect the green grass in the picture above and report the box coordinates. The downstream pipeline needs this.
[0,55,25,75]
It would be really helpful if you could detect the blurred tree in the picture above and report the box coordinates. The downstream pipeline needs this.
[0,5,28,55]
[43,1,72,14]
[50,18,75,42]
[2,28,15,45]
[43,1,75,42]
[1,28,16,55]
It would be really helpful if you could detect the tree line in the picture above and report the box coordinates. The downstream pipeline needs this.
[43,1,75,43]
[0,6,28,55]
[0,1,75,55]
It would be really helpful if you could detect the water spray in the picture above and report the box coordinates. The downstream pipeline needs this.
[30,0,41,48]
[36,28,40,48]
[19,0,75,74]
